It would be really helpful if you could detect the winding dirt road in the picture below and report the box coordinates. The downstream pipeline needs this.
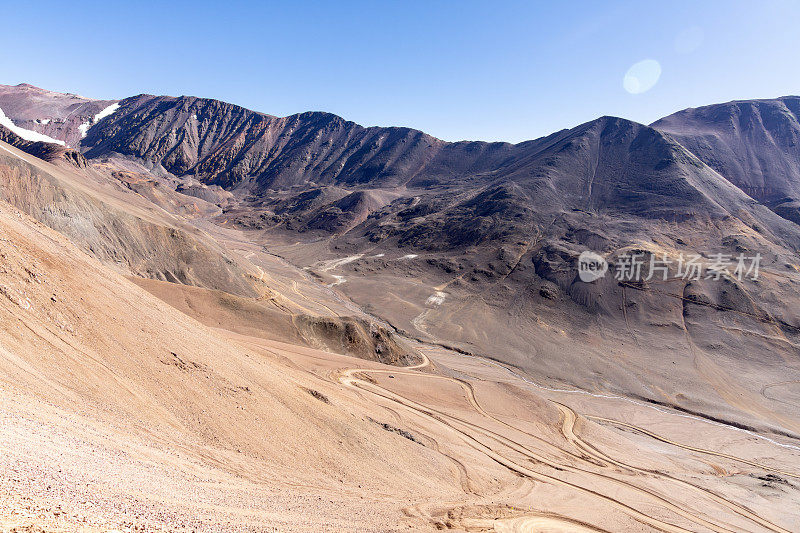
[332,343,799,532]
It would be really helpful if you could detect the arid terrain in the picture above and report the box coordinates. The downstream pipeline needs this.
[0,83,799,532]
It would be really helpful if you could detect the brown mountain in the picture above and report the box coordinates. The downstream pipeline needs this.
[0,124,88,167]
[0,83,118,148]
[79,93,525,191]
[653,96,800,224]
[0,138,257,297]
[2,83,800,531]
[20,89,800,434]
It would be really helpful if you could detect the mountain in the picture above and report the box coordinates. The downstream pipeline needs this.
[0,123,87,167]
[0,200,460,531]
[72,93,800,244]
[0,83,118,147]
[352,115,800,249]
[0,135,416,365]
[296,114,800,439]
[2,83,800,531]
[653,96,800,224]
[0,138,258,296]
[79,93,520,191]
[7,85,800,432]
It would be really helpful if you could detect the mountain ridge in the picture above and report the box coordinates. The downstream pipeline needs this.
[7,82,800,222]
[2,82,800,531]
[652,95,800,224]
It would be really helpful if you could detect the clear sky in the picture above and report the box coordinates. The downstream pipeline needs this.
[2,0,799,142]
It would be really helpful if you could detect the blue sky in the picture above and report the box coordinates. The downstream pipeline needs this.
[2,0,799,142]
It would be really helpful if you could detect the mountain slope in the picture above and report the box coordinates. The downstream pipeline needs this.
[260,116,800,438]
[6,81,800,441]
[78,93,800,247]
[0,139,257,296]
[0,199,467,531]
[0,124,87,167]
[80,93,538,192]
[327,116,800,253]
[653,96,800,224]
[69,87,800,436]
[0,83,118,147]
[3,83,800,531]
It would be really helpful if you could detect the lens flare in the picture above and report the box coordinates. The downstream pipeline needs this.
[623,59,661,94]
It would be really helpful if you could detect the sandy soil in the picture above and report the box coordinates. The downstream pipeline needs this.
[1,158,799,531]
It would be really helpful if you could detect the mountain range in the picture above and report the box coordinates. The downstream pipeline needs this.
[1,82,800,531]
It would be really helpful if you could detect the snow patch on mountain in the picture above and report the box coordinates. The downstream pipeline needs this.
[78,122,91,138]
[317,254,363,272]
[78,104,119,139]
[93,103,120,124]
[0,106,65,146]
[78,103,121,139]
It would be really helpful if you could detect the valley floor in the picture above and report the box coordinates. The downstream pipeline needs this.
[0,146,798,531]
[2,328,799,531]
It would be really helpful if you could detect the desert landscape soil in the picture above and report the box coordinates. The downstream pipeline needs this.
[2,201,796,532]
[1,196,798,532]
[1,88,800,531]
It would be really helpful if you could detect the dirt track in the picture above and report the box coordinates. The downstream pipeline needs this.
[326,340,798,531]
[1,144,799,531]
